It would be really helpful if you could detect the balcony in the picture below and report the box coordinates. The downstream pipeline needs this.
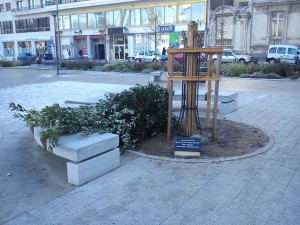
[269,37,282,45]
[215,39,232,46]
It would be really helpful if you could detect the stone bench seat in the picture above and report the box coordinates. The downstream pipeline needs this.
[33,127,120,186]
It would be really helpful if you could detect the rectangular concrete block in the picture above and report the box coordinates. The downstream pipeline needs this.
[53,133,119,162]
[219,100,238,114]
[67,148,120,186]
[173,90,238,102]
[211,91,238,103]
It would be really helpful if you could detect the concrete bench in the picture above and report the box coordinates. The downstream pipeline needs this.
[33,127,120,186]
[150,71,164,82]
[173,90,238,114]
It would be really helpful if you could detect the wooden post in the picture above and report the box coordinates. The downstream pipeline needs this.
[184,22,198,136]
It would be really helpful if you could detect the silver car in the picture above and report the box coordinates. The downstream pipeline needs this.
[213,50,253,64]
[135,51,167,63]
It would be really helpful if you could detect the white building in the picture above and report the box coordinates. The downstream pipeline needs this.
[0,0,207,61]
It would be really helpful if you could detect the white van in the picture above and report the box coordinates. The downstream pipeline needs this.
[266,45,300,64]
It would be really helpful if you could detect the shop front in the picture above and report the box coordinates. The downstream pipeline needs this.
[3,42,14,57]
[108,27,128,60]
[90,35,105,60]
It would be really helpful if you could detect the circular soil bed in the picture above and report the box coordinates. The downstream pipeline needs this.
[134,119,270,159]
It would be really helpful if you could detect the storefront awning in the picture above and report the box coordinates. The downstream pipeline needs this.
[90,35,104,40]
[74,35,87,40]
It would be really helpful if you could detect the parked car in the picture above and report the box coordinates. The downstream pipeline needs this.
[213,50,253,64]
[17,53,36,62]
[266,44,300,64]
[173,53,206,63]
[135,51,167,63]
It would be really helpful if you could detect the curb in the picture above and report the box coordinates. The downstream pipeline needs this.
[127,126,275,163]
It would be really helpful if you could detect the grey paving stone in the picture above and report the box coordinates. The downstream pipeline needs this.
[240,212,269,225]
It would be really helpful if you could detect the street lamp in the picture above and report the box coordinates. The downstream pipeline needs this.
[50,9,59,75]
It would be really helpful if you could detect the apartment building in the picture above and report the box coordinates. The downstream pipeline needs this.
[0,0,207,61]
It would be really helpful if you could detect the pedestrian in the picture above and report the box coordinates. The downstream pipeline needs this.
[295,52,300,66]
[78,48,83,59]
[68,49,71,60]
[162,47,166,56]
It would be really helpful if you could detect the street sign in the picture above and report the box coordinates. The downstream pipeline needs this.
[158,25,175,33]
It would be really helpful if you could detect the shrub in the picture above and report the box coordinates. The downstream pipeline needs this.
[262,63,293,77]
[131,62,148,72]
[239,72,283,79]
[9,83,175,152]
[221,64,248,77]
[0,60,31,67]
[61,61,97,70]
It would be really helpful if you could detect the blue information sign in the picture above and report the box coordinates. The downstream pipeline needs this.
[174,137,201,152]
[158,25,175,33]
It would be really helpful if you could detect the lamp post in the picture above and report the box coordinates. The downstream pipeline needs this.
[50,10,59,75]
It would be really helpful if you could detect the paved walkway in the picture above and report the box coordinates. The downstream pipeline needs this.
[2,68,300,225]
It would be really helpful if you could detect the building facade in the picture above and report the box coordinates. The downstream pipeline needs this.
[1,0,299,61]
[0,0,207,61]
[207,0,300,58]
[250,0,300,58]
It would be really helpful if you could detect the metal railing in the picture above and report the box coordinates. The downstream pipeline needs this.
[215,39,232,46]
[269,37,282,45]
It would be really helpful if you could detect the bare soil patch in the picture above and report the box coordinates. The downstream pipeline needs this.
[134,119,270,159]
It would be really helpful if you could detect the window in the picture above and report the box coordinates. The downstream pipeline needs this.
[277,47,286,54]
[107,10,123,27]
[3,42,14,56]
[17,1,23,11]
[40,0,46,7]
[165,5,176,24]
[78,14,87,29]
[122,10,129,27]
[61,15,70,29]
[6,3,11,11]
[88,13,96,28]
[0,4,3,12]
[271,12,285,37]
[15,17,50,33]
[288,48,298,55]
[28,0,34,9]
[0,21,13,34]
[131,9,141,26]
[191,3,205,22]
[269,47,277,53]
[179,4,191,22]
[71,15,79,29]
[95,12,105,29]
[141,8,153,25]
[155,6,165,24]
[239,2,248,7]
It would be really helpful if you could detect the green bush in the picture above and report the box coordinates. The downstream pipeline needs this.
[220,63,297,78]
[262,63,293,77]
[239,72,283,79]
[9,83,174,152]
[0,60,31,67]
[61,61,97,70]
[131,62,148,72]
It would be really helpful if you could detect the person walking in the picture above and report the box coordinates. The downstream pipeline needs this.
[78,48,83,59]
[162,47,166,56]
[68,49,71,60]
